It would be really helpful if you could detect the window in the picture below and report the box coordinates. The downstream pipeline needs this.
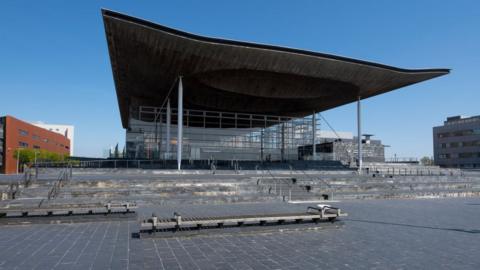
[449,142,459,148]
[459,152,475,158]
[438,129,480,138]
[19,129,28,136]
[18,141,28,147]
[439,154,450,159]
[462,140,480,147]
[32,134,40,140]
[33,145,40,149]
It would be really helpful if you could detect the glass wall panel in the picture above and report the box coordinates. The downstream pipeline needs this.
[126,106,317,161]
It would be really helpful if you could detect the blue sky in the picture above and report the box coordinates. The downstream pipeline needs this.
[1,1,479,158]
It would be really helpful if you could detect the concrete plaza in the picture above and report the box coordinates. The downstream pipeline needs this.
[0,197,479,270]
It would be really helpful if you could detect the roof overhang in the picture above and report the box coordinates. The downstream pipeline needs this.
[102,9,449,128]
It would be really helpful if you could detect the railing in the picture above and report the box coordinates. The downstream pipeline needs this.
[256,167,331,201]
[7,182,20,200]
[22,165,41,187]
[298,169,332,189]
[46,167,71,201]
[34,159,353,172]
[384,157,419,163]
[36,159,242,170]
[361,166,464,177]
[257,168,293,201]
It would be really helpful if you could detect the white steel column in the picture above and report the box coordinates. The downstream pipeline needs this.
[260,129,264,162]
[177,77,183,171]
[166,99,171,159]
[281,123,285,161]
[312,112,316,160]
[357,96,362,173]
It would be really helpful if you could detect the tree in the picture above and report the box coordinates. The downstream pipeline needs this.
[13,148,35,164]
[13,148,69,166]
[114,143,119,158]
[420,156,434,166]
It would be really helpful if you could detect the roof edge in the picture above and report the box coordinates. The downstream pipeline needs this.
[101,8,450,75]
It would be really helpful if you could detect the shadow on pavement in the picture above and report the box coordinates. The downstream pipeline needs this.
[346,218,480,234]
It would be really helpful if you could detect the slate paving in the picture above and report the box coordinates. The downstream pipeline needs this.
[0,197,479,269]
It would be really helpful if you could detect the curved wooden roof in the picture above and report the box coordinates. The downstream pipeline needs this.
[102,9,449,128]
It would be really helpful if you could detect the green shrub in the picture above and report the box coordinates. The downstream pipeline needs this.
[13,148,70,165]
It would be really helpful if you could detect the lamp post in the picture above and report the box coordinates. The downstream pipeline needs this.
[34,150,39,181]
[16,148,21,174]
[34,150,39,168]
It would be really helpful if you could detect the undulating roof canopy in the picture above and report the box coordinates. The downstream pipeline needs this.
[102,9,449,128]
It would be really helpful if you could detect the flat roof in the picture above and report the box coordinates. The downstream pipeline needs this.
[102,9,449,128]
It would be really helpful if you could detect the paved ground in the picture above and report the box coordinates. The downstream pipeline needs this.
[0,197,479,269]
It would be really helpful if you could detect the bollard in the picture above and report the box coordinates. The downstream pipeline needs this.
[173,212,182,230]
[151,214,158,232]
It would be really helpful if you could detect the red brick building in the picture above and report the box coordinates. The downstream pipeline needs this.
[0,116,70,174]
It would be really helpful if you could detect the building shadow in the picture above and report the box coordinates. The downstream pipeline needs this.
[345,218,480,234]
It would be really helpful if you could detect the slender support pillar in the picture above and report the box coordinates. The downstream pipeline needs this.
[281,123,285,161]
[312,112,316,160]
[357,96,362,173]
[166,99,171,159]
[260,129,264,162]
[177,77,183,171]
[158,113,162,157]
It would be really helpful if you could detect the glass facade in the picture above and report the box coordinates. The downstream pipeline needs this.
[126,106,319,161]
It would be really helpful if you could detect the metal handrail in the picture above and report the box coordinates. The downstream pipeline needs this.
[297,169,332,189]
[256,167,292,199]
[47,167,71,200]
